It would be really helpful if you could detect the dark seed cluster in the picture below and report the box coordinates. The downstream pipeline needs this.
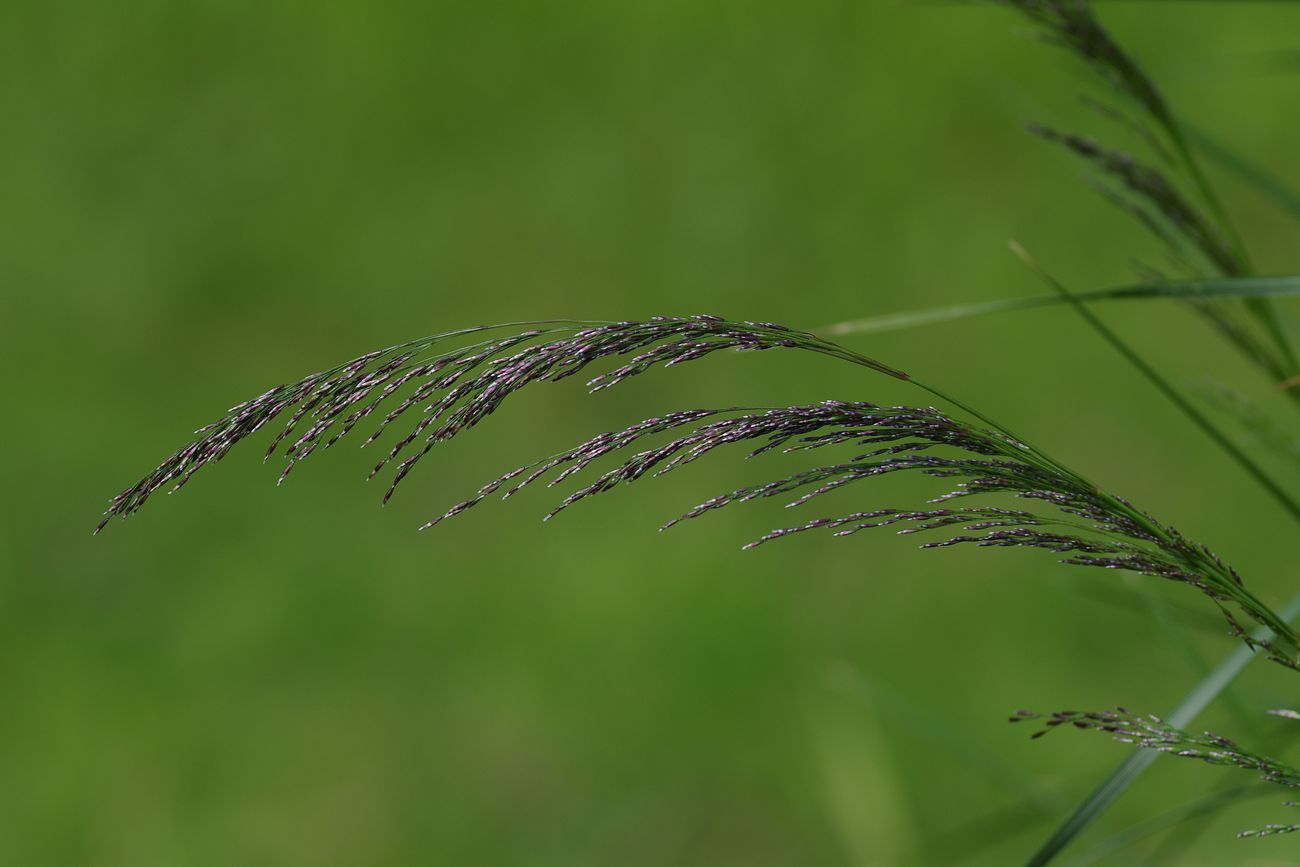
[1012,707,1300,838]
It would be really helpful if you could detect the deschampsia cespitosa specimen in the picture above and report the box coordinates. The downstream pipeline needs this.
[99,1,1300,857]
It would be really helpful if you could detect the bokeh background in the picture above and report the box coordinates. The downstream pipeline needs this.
[5,2,1300,864]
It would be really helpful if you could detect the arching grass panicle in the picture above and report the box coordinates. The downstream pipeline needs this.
[100,315,1300,671]
[1012,707,1300,838]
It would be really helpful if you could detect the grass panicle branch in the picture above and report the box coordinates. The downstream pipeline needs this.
[1012,707,1300,838]
[431,393,1299,668]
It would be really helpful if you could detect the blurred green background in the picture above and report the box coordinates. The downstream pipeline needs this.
[5,2,1300,864]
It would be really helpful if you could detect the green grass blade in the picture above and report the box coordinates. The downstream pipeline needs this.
[818,275,1300,338]
[1022,592,1300,867]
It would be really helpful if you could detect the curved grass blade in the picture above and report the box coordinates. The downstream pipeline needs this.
[818,275,1300,338]
[1021,591,1300,867]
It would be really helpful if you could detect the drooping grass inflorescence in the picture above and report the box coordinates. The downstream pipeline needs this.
[1012,707,1300,838]
[95,5,1300,854]
[99,316,1300,670]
